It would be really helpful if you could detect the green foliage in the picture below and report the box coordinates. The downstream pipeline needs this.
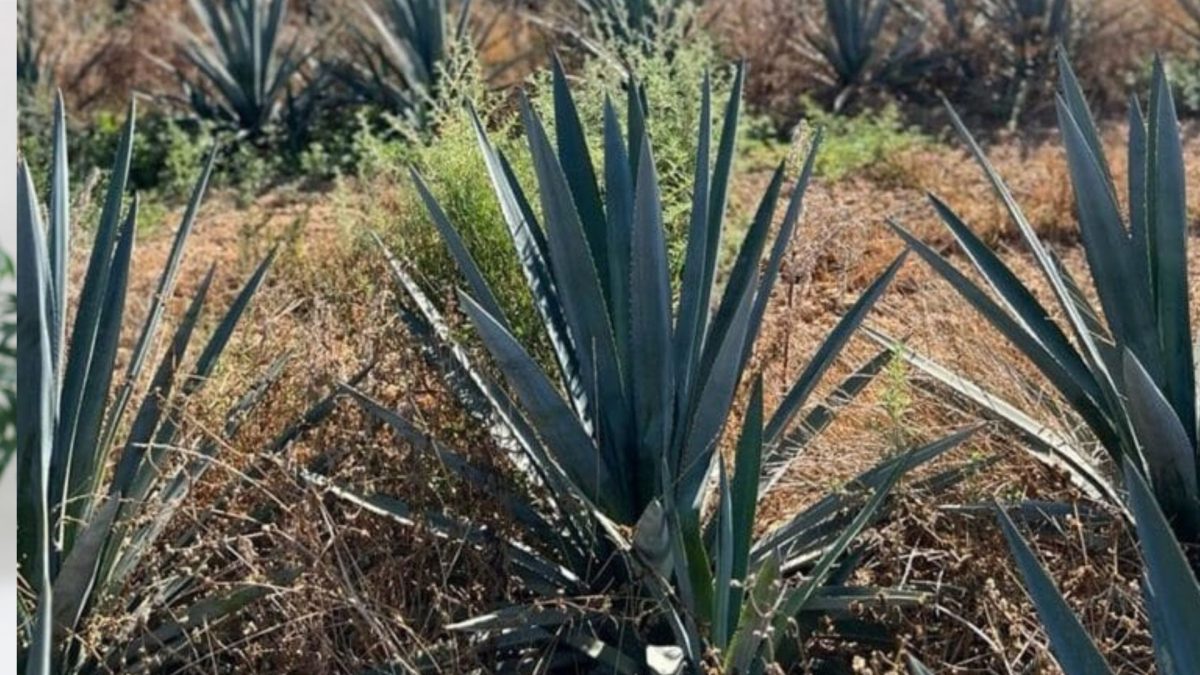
[880,347,915,453]
[801,101,928,181]
[80,111,215,200]
[335,62,976,672]
[16,95,278,673]
[892,55,1199,543]
[576,0,702,56]
[17,0,41,90]
[1164,56,1200,116]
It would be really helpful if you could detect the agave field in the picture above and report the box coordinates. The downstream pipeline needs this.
[12,0,1200,673]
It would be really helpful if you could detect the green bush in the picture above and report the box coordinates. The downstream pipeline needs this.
[801,101,929,181]
[1165,56,1200,116]
[347,92,545,346]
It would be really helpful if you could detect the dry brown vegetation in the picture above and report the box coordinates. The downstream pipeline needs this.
[21,0,1200,671]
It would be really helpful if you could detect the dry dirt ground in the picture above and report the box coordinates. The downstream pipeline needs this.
[104,121,1200,673]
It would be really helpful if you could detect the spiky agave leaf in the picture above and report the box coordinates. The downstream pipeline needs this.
[895,53,1198,543]
[14,97,309,673]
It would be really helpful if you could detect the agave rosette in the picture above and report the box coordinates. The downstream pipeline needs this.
[322,59,977,671]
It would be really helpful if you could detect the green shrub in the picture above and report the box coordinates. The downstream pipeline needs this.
[346,89,544,346]
[800,101,929,181]
[1164,56,1200,116]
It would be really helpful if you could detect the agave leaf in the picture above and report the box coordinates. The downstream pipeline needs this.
[1146,59,1194,442]
[603,96,634,384]
[50,497,119,649]
[868,327,1123,501]
[996,505,1112,675]
[678,259,756,509]
[924,193,1099,402]
[185,248,276,394]
[16,159,56,674]
[741,130,821,369]
[340,383,558,541]
[97,147,218,457]
[107,266,214,497]
[48,92,69,369]
[630,137,674,504]
[725,550,781,673]
[699,163,783,384]
[51,100,134,534]
[1124,459,1200,673]
[941,99,1116,407]
[467,105,585,425]
[63,197,137,545]
[377,235,594,549]
[753,426,978,566]
[773,444,920,637]
[728,376,764,631]
[1122,351,1199,540]
[551,56,610,301]
[1056,95,1159,380]
[888,221,1122,452]
[673,73,713,416]
[410,168,510,329]
[906,654,935,675]
[1127,90,1151,289]
[519,94,631,486]
[712,460,734,649]
[1055,50,1115,194]
[458,291,625,518]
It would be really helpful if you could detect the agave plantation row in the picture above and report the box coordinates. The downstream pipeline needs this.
[16,25,1200,675]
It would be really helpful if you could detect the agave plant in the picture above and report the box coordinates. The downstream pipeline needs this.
[887,54,1198,545]
[332,0,472,131]
[168,0,304,137]
[17,95,290,672]
[940,0,1095,126]
[801,0,926,111]
[322,60,977,671]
